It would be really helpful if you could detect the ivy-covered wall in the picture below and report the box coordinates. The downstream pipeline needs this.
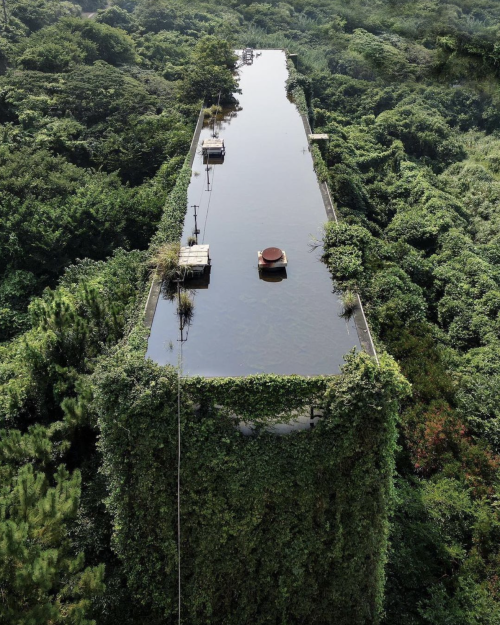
[185,374,328,425]
[94,348,409,624]
[151,157,193,250]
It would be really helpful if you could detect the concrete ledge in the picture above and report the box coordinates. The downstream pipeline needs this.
[143,104,206,330]
[297,110,338,224]
[296,107,379,364]
[143,276,161,330]
[188,103,206,167]
[352,296,379,363]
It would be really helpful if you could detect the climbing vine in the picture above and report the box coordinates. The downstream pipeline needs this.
[184,374,328,424]
[94,348,407,625]
[310,143,329,182]
[286,57,311,118]
[286,58,330,185]
[151,157,193,249]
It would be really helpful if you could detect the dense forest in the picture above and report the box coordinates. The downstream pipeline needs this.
[2,0,500,623]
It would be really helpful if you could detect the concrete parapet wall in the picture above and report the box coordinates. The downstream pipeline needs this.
[143,104,206,330]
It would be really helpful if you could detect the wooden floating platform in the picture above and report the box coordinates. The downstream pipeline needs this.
[201,138,225,157]
[179,244,210,273]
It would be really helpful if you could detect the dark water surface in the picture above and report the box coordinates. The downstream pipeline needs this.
[146,50,361,376]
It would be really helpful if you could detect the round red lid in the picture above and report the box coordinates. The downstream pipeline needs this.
[262,247,283,262]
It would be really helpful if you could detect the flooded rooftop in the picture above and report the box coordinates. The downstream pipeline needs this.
[146,50,362,376]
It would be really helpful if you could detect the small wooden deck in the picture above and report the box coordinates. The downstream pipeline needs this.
[179,245,210,273]
[202,138,225,157]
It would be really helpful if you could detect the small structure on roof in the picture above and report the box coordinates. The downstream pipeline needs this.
[242,48,254,64]
[202,138,225,158]
[258,247,288,271]
[179,244,210,274]
[309,133,329,144]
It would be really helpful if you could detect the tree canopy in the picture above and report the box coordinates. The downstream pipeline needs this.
[2,0,500,623]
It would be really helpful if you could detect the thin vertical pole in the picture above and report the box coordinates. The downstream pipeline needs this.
[205,160,210,191]
[191,205,199,243]
[176,277,182,625]
[177,357,181,625]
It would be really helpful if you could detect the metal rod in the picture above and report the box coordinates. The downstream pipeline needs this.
[205,161,210,192]
[177,308,182,625]
[191,205,199,243]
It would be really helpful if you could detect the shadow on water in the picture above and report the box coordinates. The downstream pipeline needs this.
[147,50,361,376]
[259,268,287,283]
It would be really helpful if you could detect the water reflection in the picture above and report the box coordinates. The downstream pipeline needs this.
[146,50,361,376]
[184,267,211,290]
[203,156,224,165]
[259,268,287,283]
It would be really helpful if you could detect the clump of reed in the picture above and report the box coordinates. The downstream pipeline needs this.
[149,242,181,282]
[177,290,194,324]
[341,290,358,319]
[203,104,222,118]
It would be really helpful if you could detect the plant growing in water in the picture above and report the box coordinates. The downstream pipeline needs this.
[203,104,222,118]
[150,243,181,282]
[177,290,194,324]
[341,290,358,319]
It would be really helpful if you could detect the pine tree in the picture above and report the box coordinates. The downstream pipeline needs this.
[0,463,104,624]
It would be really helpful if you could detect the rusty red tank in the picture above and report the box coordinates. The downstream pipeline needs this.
[261,247,283,262]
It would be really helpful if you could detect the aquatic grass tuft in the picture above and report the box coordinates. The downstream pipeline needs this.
[341,290,359,318]
[204,105,222,118]
[150,242,181,282]
[177,290,194,324]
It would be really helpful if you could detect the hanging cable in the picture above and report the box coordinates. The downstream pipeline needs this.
[201,163,216,244]
[177,342,182,625]
[194,141,209,223]
[197,93,225,244]
[217,92,223,139]
[210,92,222,138]
[176,279,183,625]
[175,93,222,618]
[192,97,211,236]
[175,93,224,619]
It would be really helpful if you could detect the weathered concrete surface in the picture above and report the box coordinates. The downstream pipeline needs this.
[143,104,206,329]
[143,277,161,330]
[298,100,379,363]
